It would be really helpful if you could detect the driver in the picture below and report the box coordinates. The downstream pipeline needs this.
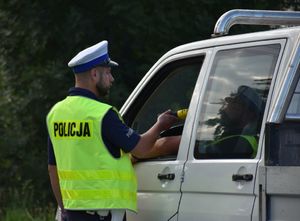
[204,85,265,158]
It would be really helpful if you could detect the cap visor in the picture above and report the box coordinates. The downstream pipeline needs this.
[99,60,119,67]
[108,60,119,67]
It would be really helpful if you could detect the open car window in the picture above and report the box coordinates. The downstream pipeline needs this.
[124,56,204,160]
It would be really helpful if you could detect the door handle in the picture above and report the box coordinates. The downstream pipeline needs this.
[157,173,175,180]
[232,174,253,182]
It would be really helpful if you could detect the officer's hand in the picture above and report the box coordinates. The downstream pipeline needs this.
[157,110,179,131]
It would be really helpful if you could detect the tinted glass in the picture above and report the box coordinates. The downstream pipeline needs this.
[287,79,300,115]
[194,44,281,159]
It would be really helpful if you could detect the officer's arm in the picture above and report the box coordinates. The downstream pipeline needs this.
[131,110,178,158]
[48,165,64,210]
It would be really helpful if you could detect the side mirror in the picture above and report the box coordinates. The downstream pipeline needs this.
[265,121,300,166]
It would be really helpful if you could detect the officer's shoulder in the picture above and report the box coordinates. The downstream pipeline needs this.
[48,99,66,111]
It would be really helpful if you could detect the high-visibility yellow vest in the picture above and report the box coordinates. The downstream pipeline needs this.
[46,96,137,211]
[209,135,258,158]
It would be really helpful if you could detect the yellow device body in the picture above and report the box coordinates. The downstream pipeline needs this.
[175,109,188,120]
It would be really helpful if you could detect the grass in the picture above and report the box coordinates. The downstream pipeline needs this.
[2,207,56,221]
[0,187,56,221]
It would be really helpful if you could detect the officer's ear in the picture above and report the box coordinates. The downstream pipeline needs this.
[90,67,100,81]
[90,68,97,77]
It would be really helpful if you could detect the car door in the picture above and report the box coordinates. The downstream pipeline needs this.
[178,40,285,221]
[121,50,212,221]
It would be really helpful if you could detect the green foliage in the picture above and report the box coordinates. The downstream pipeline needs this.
[0,187,56,220]
[0,0,291,211]
[2,207,55,221]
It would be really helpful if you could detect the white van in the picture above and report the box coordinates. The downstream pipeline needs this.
[120,9,300,221]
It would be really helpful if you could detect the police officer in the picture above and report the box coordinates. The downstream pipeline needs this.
[47,40,178,221]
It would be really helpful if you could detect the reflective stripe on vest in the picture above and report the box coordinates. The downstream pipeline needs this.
[211,135,258,158]
[46,96,137,211]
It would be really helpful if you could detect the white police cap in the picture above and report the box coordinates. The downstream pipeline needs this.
[68,40,118,73]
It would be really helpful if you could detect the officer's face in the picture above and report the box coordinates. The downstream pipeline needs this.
[96,67,114,97]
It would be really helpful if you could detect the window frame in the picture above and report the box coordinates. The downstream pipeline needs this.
[121,54,206,162]
[187,39,286,161]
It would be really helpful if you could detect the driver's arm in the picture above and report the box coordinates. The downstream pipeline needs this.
[131,136,181,163]
[130,110,178,158]
[140,135,181,159]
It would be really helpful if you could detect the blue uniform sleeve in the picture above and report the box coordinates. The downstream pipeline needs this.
[48,136,56,165]
[102,109,141,157]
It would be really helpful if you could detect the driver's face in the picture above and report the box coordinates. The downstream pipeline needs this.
[223,97,245,122]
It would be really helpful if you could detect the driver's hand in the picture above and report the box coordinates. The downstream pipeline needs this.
[157,110,179,131]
